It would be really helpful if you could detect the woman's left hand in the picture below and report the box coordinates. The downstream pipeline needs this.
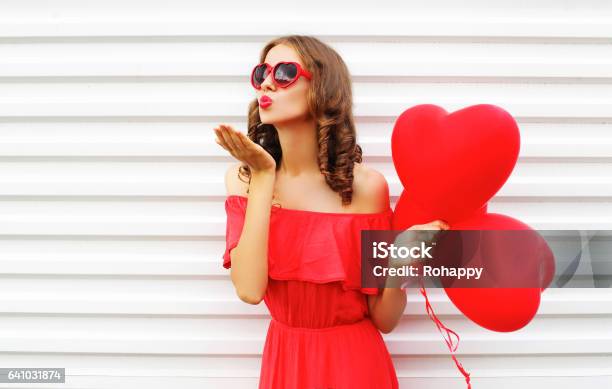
[387,220,450,286]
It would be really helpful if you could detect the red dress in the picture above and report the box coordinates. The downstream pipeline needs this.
[223,195,399,389]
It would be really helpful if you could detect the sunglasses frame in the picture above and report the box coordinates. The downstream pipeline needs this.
[250,61,312,90]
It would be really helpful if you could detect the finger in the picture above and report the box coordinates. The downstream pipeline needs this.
[214,128,238,158]
[222,125,243,152]
[420,230,438,243]
[435,220,450,230]
[235,130,252,149]
[395,229,418,244]
[215,137,231,154]
[214,128,230,151]
[212,126,224,145]
[424,220,441,230]
[215,135,229,150]
[227,126,247,150]
[238,131,265,156]
[219,125,239,152]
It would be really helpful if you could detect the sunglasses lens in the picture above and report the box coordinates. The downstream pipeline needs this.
[274,63,298,86]
[252,64,269,88]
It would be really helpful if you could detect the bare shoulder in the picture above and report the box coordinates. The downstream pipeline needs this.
[224,162,250,197]
[352,163,390,213]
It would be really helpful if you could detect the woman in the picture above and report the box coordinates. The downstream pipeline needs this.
[215,35,448,389]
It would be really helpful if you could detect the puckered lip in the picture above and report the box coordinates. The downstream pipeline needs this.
[259,95,273,104]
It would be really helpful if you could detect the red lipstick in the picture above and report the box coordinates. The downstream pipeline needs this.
[259,95,273,108]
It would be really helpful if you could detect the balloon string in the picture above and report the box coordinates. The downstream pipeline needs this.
[418,277,472,389]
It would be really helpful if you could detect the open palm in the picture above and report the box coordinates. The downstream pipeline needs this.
[214,124,276,173]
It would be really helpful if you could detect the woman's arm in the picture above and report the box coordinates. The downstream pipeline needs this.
[225,168,275,304]
[367,219,449,332]
[353,165,408,333]
[356,165,449,333]
[367,288,407,334]
[216,124,277,305]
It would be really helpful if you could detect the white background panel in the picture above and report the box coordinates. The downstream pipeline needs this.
[0,0,610,388]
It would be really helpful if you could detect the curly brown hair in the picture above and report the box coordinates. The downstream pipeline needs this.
[238,35,363,205]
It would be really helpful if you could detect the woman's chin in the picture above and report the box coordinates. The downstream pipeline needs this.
[258,113,272,124]
[259,116,279,126]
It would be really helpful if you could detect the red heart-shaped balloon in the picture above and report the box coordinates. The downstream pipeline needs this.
[391,104,520,224]
[441,212,555,332]
[392,189,488,230]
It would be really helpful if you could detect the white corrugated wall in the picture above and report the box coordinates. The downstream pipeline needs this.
[0,0,611,388]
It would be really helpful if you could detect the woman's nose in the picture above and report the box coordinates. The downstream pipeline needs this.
[260,73,276,91]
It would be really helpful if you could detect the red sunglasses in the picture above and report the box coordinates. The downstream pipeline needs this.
[250,61,312,90]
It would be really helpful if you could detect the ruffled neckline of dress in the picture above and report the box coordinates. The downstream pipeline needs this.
[225,194,393,218]
[224,194,393,295]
